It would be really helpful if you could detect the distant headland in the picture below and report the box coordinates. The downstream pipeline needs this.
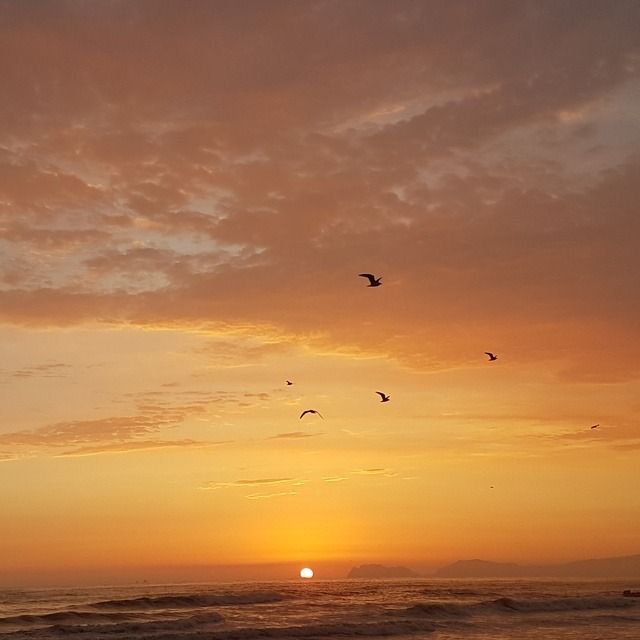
[435,554,640,578]
[346,554,640,580]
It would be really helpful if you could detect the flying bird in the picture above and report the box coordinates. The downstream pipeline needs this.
[300,409,323,419]
[485,352,498,361]
[286,380,293,386]
[590,424,600,429]
[359,273,382,287]
[376,391,390,403]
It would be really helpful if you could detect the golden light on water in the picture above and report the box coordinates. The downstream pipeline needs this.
[300,567,314,579]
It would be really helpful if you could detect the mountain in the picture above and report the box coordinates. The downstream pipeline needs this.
[436,554,640,578]
[347,564,420,579]
[435,559,523,578]
[559,554,640,578]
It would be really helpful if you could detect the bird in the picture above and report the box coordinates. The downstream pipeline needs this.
[485,352,498,361]
[376,391,390,403]
[590,424,599,429]
[359,273,382,287]
[286,380,293,386]
[300,409,323,419]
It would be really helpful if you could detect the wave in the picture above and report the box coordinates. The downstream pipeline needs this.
[35,611,224,636]
[0,610,136,626]
[5,618,437,639]
[586,613,640,624]
[201,620,436,639]
[90,591,284,610]
[485,595,638,613]
[402,595,637,619]
[403,602,471,618]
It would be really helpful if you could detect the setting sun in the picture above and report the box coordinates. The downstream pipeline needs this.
[300,568,314,579]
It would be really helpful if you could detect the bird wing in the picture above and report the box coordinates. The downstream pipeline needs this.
[299,411,310,419]
[358,273,376,284]
[375,392,386,400]
[485,352,495,358]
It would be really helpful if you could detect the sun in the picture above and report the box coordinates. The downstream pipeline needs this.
[299,567,314,579]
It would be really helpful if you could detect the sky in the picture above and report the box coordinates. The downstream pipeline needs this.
[1,0,639,586]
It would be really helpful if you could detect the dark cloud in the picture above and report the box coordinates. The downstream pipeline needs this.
[0,1,638,382]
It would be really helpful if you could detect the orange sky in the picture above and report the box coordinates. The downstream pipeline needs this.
[1,1,639,586]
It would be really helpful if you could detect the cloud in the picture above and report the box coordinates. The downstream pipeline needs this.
[0,415,173,448]
[612,441,640,452]
[534,420,640,451]
[352,468,396,476]
[234,478,294,486]
[1,362,71,379]
[123,388,268,413]
[245,491,297,500]
[58,439,225,457]
[243,393,270,400]
[194,339,293,366]
[267,431,323,440]
[0,2,638,383]
[0,390,225,457]
[201,477,297,490]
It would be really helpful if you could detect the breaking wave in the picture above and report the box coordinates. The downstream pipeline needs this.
[4,584,638,640]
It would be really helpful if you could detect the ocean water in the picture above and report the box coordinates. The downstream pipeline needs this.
[0,579,639,639]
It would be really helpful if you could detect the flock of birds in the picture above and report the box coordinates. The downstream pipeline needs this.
[297,274,398,419]
[296,273,599,431]
[295,273,494,420]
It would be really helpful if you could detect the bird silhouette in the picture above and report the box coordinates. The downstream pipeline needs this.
[376,391,390,403]
[485,352,498,361]
[359,273,382,287]
[300,409,323,419]
[590,423,599,429]
[286,380,293,386]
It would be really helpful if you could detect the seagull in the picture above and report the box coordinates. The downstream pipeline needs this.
[485,352,498,361]
[359,273,382,287]
[286,380,293,386]
[300,409,323,419]
[590,424,599,429]
[376,391,390,403]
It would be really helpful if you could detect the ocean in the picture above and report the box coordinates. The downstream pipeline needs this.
[1,579,639,639]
